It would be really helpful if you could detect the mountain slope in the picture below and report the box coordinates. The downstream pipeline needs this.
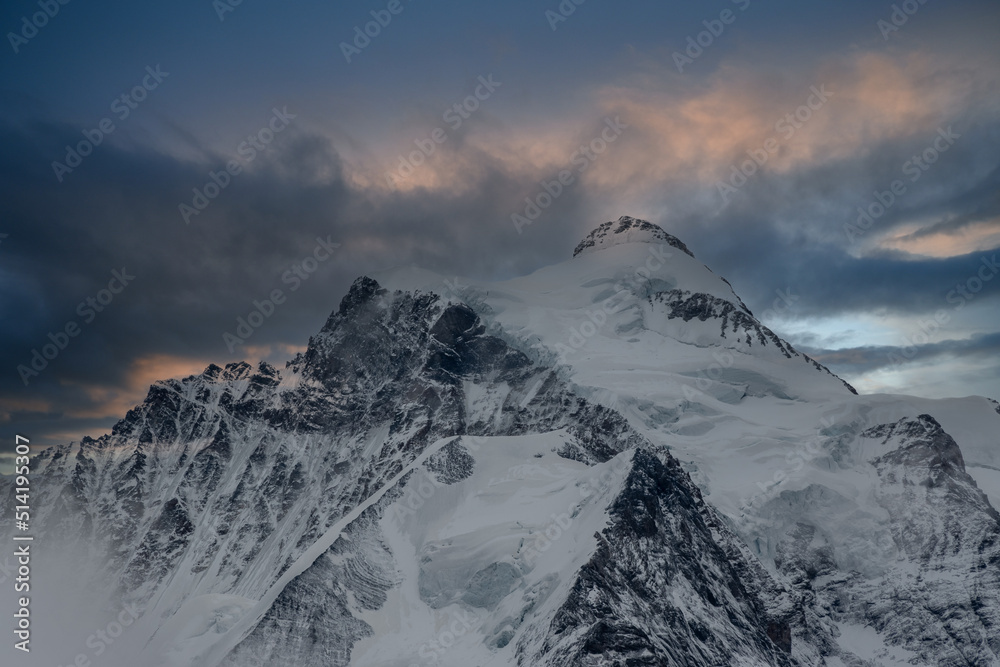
[0,265,795,666]
[374,215,1000,666]
[3,215,998,666]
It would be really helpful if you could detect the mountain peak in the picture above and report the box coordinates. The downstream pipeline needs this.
[572,215,694,258]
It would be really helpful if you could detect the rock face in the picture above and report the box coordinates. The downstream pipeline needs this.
[573,215,695,258]
[2,217,999,667]
[853,416,1000,664]
[654,289,791,352]
[650,288,857,393]
[524,449,795,666]
[759,414,1000,666]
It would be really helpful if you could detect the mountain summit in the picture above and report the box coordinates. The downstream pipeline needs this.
[572,215,695,258]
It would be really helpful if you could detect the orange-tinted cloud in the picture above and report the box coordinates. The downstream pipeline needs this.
[64,354,213,420]
[62,345,309,422]
[241,343,307,363]
[0,396,53,423]
[879,219,1000,258]
[350,49,996,206]
[586,51,985,190]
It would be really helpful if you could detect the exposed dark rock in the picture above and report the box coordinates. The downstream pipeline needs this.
[573,216,695,258]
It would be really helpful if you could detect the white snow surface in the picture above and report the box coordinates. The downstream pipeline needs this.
[350,432,630,667]
[373,235,1000,526]
[171,436,462,667]
[375,226,1000,663]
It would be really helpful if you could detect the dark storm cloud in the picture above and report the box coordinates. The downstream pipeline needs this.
[686,229,1000,320]
[899,165,1000,241]
[3,0,1000,460]
[671,118,1000,319]
[0,112,605,450]
[803,331,1000,376]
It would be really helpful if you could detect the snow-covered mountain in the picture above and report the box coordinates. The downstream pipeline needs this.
[3,216,999,666]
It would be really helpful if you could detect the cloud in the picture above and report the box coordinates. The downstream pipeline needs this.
[0,396,52,424]
[60,354,215,420]
[3,39,1000,455]
[0,111,605,452]
[804,330,1000,376]
[878,214,1000,258]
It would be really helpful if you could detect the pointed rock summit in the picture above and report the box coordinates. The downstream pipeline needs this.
[572,215,694,258]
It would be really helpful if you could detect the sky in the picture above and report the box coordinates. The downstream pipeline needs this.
[1,0,999,472]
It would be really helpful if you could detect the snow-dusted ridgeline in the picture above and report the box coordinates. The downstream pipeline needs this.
[2,216,998,666]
